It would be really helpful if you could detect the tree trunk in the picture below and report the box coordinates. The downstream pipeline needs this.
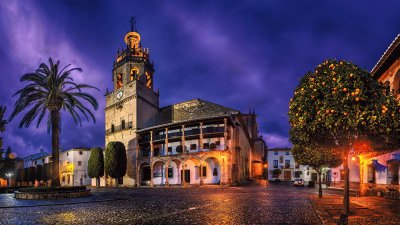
[51,110,61,187]
[96,177,100,188]
[317,169,323,198]
[339,156,350,224]
[115,178,119,188]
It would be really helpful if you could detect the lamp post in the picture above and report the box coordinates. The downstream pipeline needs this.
[5,172,13,187]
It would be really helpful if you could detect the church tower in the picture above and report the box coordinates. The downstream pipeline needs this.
[105,18,160,186]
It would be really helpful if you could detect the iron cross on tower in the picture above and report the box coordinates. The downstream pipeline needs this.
[130,16,137,32]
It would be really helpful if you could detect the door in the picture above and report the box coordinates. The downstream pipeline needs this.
[311,173,318,182]
[284,171,291,180]
[391,164,399,184]
[181,170,190,183]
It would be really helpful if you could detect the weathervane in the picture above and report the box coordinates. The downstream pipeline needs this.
[129,16,137,32]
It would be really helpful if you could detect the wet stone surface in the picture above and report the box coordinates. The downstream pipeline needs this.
[0,182,322,225]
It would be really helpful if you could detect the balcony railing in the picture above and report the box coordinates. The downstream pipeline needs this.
[106,122,133,135]
[202,127,225,134]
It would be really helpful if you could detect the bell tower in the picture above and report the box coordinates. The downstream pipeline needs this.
[104,18,160,186]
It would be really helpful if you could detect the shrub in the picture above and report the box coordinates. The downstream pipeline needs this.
[272,169,281,178]
[88,147,104,187]
[105,142,127,187]
[176,145,183,153]
[36,165,42,182]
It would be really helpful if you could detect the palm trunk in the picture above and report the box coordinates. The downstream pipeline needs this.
[339,156,350,225]
[96,177,100,188]
[317,169,323,198]
[51,110,61,187]
[115,178,119,188]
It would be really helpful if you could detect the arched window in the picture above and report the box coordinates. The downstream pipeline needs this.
[213,167,218,176]
[130,68,138,81]
[117,73,123,89]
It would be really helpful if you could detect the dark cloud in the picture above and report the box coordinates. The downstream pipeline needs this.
[1,0,400,156]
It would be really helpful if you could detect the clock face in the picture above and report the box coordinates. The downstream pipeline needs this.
[116,90,124,100]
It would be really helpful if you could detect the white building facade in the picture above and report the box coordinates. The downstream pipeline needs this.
[59,148,92,186]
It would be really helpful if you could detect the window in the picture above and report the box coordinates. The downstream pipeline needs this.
[67,174,70,184]
[42,159,45,164]
[130,69,138,81]
[79,151,83,155]
[273,160,278,168]
[111,124,115,133]
[84,174,87,178]
[168,168,173,178]
[78,161,82,166]
[34,161,37,166]
[121,119,126,129]
[62,176,65,183]
[203,143,210,149]
[274,151,278,155]
[168,147,172,154]
[213,167,218,176]
[285,151,289,155]
[154,148,160,156]
[49,157,52,162]
[285,160,290,168]
[190,144,197,150]
[367,166,375,183]
[340,170,345,181]
[198,166,207,177]
[67,152,69,156]
[215,141,221,145]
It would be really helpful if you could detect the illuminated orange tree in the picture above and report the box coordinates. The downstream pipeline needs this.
[288,59,400,224]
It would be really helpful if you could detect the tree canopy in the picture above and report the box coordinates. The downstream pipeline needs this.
[105,142,127,180]
[289,59,400,155]
[88,147,104,187]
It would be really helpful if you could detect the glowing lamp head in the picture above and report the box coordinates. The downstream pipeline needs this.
[351,156,356,161]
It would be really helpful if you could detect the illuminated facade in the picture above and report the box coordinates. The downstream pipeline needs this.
[103,21,267,187]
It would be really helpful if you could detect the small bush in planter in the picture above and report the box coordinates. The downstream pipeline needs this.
[209,143,217,150]
[176,145,186,153]
[272,169,281,178]
[19,186,87,193]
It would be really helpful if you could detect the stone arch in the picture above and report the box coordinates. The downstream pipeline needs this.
[138,162,151,186]
[201,156,221,184]
[392,69,400,93]
[152,160,166,186]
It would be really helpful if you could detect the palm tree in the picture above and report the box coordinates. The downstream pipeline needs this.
[0,106,6,149]
[9,58,99,186]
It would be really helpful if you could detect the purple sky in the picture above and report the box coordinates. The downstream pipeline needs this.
[0,0,399,158]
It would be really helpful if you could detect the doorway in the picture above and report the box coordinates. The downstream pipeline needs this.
[284,171,292,180]
[181,169,190,183]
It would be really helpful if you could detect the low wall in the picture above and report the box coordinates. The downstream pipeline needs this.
[15,189,91,200]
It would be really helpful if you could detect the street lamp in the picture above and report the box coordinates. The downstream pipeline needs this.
[5,172,13,187]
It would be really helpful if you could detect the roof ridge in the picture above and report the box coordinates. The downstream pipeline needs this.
[371,33,400,75]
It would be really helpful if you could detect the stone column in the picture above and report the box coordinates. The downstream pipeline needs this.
[181,125,186,152]
[199,122,203,151]
[199,162,204,185]
[150,165,154,187]
[223,118,228,150]
[165,161,170,187]
[150,131,154,157]
[165,128,169,156]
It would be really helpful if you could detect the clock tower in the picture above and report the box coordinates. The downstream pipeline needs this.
[104,19,160,186]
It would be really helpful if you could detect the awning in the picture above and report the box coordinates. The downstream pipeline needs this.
[387,154,400,164]
[372,160,387,172]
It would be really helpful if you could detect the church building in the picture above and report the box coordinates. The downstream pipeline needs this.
[101,21,267,187]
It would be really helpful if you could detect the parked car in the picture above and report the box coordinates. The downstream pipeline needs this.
[293,178,304,187]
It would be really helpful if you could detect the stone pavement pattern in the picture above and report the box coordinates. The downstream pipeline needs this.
[0,182,322,225]
[311,195,400,225]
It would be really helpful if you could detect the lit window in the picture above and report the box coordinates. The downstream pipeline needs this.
[117,73,123,89]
